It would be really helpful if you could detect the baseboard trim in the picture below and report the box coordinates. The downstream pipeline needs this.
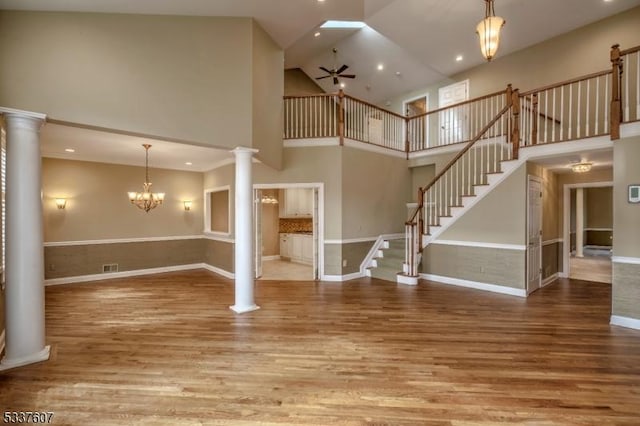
[44,263,235,286]
[262,255,281,261]
[612,256,640,265]
[610,315,640,330]
[322,272,363,282]
[0,345,50,372]
[200,263,235,280]
[542,273,559,287]
[420,273,527,298]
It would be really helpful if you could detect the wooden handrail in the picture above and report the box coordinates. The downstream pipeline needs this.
[519,69,612,96]
[408,89,507,120]
[283,93,337,99]
[621,45,640,56]
[343,95,407,119]
[406,101,513,225]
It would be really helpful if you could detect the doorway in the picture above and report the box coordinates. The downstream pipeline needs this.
[403,93,429,148]
[254,184,323,281]
[527,175,543,294]
[563,182,613,284]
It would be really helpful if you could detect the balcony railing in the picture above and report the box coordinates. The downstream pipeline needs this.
[284,43,638,153]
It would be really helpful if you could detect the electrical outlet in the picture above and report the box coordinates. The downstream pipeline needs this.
[342,259,348,267]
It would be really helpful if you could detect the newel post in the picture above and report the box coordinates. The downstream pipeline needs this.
[405,117,410,159]
[417,187,424,237]
[506,84,512,143]
[610,44,622,140]
[338,89,345,146]
[511,88,521,160]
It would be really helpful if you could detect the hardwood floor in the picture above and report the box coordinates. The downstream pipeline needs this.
[570,255,612,284]
[1,271,639,425]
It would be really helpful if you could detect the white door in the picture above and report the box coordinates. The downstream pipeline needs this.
[527,177,543,293]
[254,189,263,279]
[438,80,469,145]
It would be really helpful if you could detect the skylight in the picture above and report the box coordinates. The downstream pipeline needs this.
[320,20,367,29]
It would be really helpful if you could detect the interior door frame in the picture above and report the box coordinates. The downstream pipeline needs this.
[402,92,430,147]
[561,181,613,278]
[527,175,543,294]
[253,182,324,280]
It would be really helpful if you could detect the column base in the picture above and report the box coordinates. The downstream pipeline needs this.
[229,304,261,314]
[0,345,50,372]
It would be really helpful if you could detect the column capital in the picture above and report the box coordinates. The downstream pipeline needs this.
[1,107,46,131]
[231,146,259,156]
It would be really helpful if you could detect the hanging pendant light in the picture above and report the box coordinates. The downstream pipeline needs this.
[127,144,165,212]
[476,0,505,62]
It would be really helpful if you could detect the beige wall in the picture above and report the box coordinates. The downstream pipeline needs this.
[528,163,560,241]
[341,147,411,239]
[586,187,613,229]
[386,7,640,114]
[252,21,284,170]
[284,69,325,96]
[42,158,204,242]
[0,12,283,163]
[613,136,640,257]
[210,190,230,234]
[439,163,527,245]
[261,189,280,257]
[410,164,436,203]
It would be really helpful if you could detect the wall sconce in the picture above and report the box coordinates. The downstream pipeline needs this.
[183,201,192,211]
[55,198,67,209]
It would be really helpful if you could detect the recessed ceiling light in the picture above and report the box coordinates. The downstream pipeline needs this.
[456,55,464,62]
[317,0,325,2]
[185,162,193,166]
[320,20,367,29]
[314,31,321,37]
[395,71,402,76]
[377,64,384,71]
[340,82,346,88]
[64,148,75,153]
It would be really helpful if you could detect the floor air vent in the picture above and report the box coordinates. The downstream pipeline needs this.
[102,263,119,273]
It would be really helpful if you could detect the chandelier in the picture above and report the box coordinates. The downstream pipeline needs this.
[127,144,165,212]
[571,162,593,173]
[476,0,505,62]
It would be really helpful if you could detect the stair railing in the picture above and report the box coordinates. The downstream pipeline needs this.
[618,44,640,127]
[404,85,517,277]
[283,93,340,140]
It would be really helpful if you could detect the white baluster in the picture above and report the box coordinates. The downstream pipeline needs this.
[595,77,600,135]
[577,81,581,139]
[586,79,590,137]
[569,84,573,140]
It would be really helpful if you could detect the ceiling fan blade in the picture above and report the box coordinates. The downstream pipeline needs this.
[340,74,356,79]
[333,77,339,85]
[336,64,349,74]
[319,66,332,74]
[315,75,331,80]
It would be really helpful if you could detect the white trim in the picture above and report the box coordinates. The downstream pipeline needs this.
[562,181,613,280]
[201,263,235,279]
[612,256,640,265]
[421,273,527,297]
[408,135,506,162]
[203,233,235,243]
[44,235,203,247]
[397,274,418,286]
[321,272,363,282]
[584,228,613,232]
[542,238,563,246]
[0,330,5,356]
[620,120,640,138]
[360,234,405,275]
[542,273,559,287]
[0,106,47,121]
[431,239,527,251]
[0,345,50,372]
[343,139,407,159]
[324,234,404,245]
[204,185,232,235]
[44,263,234,286]
[262,255,280,261]
[284,138,339,148]
[527,174,543,294]
[610,315,640,330]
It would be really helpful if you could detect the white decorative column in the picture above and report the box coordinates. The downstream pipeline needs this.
[230,147,260,314]
[575,188,585,258]
[0,108,50,371]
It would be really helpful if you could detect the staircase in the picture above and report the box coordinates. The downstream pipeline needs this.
[367,239,405,281]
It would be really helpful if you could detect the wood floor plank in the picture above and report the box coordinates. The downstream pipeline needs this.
[1,271,639,425]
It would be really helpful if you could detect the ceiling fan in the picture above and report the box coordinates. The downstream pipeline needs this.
[316,48,356,86]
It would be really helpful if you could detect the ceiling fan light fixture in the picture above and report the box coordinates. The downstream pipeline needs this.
[477,0,505,62]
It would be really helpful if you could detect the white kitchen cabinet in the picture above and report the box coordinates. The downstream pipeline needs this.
[279,234,291,259]
[281,188,313,218]
[282,233,313,265]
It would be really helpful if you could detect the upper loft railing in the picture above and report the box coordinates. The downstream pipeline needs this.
[283,43,640,153]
